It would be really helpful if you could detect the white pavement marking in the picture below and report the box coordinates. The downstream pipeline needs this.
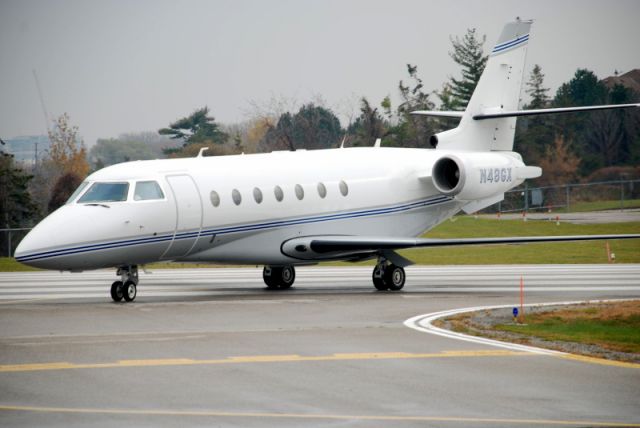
[404,299,635,355]
[0,265,639,302]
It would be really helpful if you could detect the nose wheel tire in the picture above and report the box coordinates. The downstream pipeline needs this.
[112,265,139,303]
[110,281,124,302]
[123,280,137,302]
[263,265,296,290]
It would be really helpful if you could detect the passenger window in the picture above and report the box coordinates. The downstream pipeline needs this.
[339,180,349,196]
[253,187,263,204]
[274,185,284,202]
[317,182,327,198]
[134,181,164,201]
[232,189,242,205]
[295,184,304,200]
[210,190,220,207]
[78,182,129,203]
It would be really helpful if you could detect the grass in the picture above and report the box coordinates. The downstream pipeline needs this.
[392,217,640,265]
[0,258,41,272]
[494,301,640,354]
[2,217,639,271]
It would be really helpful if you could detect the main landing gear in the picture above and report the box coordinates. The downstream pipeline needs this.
[263,265,296,290]
[111,265,139,303]
[372,260,406,291]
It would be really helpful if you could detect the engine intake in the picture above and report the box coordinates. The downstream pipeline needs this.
[432,156,464,195]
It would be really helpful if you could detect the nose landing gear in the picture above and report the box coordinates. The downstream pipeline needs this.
[111,265,139,302]
[263,265,296,290]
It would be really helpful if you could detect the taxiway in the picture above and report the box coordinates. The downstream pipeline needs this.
[1,265,639,427]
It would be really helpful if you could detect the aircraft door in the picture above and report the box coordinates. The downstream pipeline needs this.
[160,175,203,260]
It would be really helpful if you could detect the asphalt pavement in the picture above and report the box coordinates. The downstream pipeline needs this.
[0,265,639,427]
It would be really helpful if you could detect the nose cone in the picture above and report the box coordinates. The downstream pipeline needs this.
[14,206,99,270]
[14,210,69,269]
[14,229,41,267]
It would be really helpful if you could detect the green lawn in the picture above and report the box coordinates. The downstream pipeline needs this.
[2,217,639,271]
[495,301,640,354]
[0,258,41,272]
[392,217,640,265]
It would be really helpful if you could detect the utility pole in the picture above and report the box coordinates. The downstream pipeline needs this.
[32,69,51,132]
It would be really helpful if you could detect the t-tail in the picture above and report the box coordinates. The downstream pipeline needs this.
[413,19,640,152]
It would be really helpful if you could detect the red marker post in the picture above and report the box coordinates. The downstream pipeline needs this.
[519,275,525,323]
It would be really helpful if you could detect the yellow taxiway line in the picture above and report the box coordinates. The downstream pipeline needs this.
[0,350,529,373]
[0,404,638,426]
[1,350,637,374]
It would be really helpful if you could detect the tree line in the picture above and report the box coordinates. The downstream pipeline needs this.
[2,27,638,243]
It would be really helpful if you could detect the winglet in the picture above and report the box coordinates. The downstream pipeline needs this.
[374,138,381,148]
[197,147,209,157]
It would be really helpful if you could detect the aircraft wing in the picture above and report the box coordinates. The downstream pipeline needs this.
[281,234,640,265]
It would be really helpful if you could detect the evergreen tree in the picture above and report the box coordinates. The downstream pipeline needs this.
[159,106,229,155]
[516,65,554,162]
[525,65,550,109]
[439,28,488,110]
[0,152,38,255]
[553,69,609,174]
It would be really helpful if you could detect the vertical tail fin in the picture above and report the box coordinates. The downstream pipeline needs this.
[414,19,532,152]
[457,19,532,151]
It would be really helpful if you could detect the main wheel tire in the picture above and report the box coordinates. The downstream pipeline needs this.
[279,265,295,289]
[385,265,406,291]
[123,280,137,302]
[263,266,281,290]
[372,265,388,291]
[111,281,124,302]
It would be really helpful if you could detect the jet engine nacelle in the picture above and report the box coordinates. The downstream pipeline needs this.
[432,152,524,200]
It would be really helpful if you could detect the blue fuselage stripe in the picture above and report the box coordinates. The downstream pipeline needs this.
[16,196,453,262]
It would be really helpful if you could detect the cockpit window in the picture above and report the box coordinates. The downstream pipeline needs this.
[78,182,129,203]
[65,181,89,204]
[134,181,164,201]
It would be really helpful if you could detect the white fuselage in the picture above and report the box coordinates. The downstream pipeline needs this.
[15,146,524,270]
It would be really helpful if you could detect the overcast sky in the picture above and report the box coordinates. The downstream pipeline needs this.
[1,0,639,146]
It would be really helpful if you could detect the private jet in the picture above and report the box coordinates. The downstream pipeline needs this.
[15,19,640,302]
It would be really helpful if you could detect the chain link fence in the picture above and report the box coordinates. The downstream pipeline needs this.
[1,228,32,258]
[494,179,640,214]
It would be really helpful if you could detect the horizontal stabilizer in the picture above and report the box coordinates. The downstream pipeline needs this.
[411,111,464,119]
[473,103,640,120]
